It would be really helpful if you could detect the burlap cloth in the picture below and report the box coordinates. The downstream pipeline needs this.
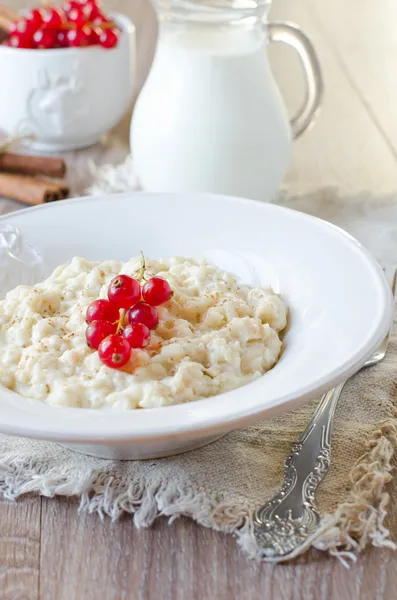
[1,174,397,565]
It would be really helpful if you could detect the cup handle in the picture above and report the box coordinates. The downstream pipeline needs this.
[268,22,324,139]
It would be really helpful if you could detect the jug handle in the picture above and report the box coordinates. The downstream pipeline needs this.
[268,22,324,139]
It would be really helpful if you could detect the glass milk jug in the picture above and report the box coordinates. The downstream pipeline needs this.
[130,0,323,201]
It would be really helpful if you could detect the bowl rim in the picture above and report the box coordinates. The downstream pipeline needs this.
[0,192,393,444]
[0,11,135,56]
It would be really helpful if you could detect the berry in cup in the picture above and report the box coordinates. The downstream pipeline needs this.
[2,0,121,50]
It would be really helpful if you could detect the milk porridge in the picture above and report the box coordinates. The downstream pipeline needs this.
[0,256,287,409]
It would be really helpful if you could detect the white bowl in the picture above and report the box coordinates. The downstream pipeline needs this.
[0,193,392,460]
[0,13,135,152]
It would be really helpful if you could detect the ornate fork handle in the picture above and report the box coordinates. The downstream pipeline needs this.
[253,382,345,560]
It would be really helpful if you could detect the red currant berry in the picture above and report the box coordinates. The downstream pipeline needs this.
[9,18,35,36]
[85,320,116,350]
[9,32,34,48]
[86,299,120,324]
[99,27,119,49]
[123,322,150,349]
[88,25,101,44]
[62,1,83,15]
[41,8,64,28]
[142,277,173,306]
[84,25,99,45]
[108,275,141,309]
[92,13,107,26]
[67,7,86,26]
[98,334,131,369]
[81,0,101,20]
[33,27,57,49]
[65,27,78,46]
[127,302,159,330]
[56,30,68,47]
[66,25,93,47]
[25,8,45,30]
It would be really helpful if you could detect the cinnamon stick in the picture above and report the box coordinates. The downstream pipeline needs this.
[43,179,70,199]
[0,153,67,178]
[0,173,70,206]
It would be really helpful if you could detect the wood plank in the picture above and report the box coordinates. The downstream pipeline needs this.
[0,497,41,600]
[39,496,397,600]
[305,0,397,160]
[268,0,397,192]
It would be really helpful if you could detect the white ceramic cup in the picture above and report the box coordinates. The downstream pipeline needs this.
[0,13,135,152]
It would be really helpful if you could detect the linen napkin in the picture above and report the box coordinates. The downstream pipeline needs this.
[1,179,397,565]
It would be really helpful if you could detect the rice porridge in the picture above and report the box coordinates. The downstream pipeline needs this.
[0,256,287,409]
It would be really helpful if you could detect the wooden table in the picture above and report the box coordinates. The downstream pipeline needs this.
[2,1,397,598]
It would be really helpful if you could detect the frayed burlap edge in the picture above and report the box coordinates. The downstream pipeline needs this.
[1,417,396,566]
[240,419,397,565]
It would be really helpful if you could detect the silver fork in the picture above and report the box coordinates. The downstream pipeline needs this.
[253,268,397,562]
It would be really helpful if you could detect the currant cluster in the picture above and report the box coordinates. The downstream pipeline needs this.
[5,0,120,50]
[86,265,173,370]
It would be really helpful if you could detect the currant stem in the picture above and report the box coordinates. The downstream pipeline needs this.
[116,309,126,334]
[60,21,77,29]
[136,251,146,283]
[59,20,118,30]
[96,20,117,29]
